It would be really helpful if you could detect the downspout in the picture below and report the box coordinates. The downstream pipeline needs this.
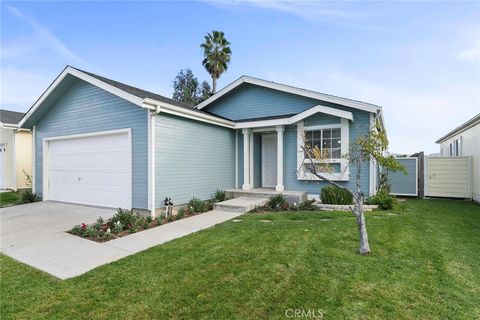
[150,105,161,217]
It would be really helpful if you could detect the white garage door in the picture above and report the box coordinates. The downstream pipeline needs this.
[46,130,131,208]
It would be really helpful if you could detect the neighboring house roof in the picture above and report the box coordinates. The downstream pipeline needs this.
[435,113,480,143]
[195,75,382,114]
[0,109,25,124]
[19,66,235,129]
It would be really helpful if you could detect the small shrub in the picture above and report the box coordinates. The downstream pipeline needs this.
[176,208,185,219]
[84,226,97,238]
[146,216,153,224]
[213,189,227,203]
[21,190,37,204]
[112,221,124,234]
[365,192,397,210]
[70,225,83,236]
[111,208,137,229]
[265,194,288,212]
[296,199,317,211]
[94,217,104,230]
[320,186,353,205]
[102,232,114,241]
[205,200,214,211]
[188,197,206,213]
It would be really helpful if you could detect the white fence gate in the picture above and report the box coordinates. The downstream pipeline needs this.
[425,156,473,199]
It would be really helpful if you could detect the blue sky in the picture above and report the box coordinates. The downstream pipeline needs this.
[1,1,479,153]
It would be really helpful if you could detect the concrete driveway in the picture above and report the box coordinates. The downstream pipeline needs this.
[1,201,243,279]
[0,201,131,279]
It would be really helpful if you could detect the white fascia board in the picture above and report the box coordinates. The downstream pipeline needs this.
[290,105,354,122]
[143,98,235,129]
[0,122,18,129]
[19,66,146,128]
[235,118,291,129]
[196,75,380,114]
[67,67,144,107]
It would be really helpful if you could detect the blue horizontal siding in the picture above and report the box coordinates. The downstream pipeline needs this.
[155,114,236,206]
[205,83,363,122]
[304,113,340,126]
[34,79,149,209]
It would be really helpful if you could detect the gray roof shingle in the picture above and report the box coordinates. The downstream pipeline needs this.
[70,66,231,120]
[0,109,25,124]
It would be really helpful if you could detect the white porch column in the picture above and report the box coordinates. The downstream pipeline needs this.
[276,125,285,192]
[249,132,254,188]
[242,129,252,190]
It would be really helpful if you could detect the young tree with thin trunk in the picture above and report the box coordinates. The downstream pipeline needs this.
[299,119,404,254]
[200,30,231,94]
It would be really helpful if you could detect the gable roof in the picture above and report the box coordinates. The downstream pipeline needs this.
[19,66,235,129]
[195,75,382,114]
[435,113,480,143]
[0,109,25,125]
[71,67,193,110]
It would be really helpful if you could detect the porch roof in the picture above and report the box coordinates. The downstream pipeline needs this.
[234,104,354,129]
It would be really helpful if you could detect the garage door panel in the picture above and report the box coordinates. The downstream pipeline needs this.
[46,132,131,208]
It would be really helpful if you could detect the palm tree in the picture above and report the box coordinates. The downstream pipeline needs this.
[200,30,232,94]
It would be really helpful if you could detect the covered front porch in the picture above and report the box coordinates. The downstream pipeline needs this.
[239,125,286,192]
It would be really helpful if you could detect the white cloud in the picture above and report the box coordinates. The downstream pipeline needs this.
[205,0,385,20]
[455,42,480,63]
[5,5,89,67]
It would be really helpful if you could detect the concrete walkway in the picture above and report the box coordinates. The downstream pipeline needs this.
[1,201,243,279]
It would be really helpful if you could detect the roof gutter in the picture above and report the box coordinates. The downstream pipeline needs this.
[435,114,480,143]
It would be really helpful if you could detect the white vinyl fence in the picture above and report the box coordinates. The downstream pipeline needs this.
[424,156,473,199]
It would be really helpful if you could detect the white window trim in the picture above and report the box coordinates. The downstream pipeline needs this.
[296,119,350,181]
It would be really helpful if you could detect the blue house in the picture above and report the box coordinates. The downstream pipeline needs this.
[19,66,383,216]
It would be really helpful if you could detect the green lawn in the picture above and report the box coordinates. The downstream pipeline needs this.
[0,191,21,208]
[1,199,479,319]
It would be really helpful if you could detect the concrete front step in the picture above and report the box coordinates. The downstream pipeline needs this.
[214,197,269,213]
[225,188,308,205]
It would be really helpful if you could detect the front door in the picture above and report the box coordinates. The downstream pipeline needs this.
[262,134,277,188]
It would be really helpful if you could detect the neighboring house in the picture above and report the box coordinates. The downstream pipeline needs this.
[19,66,384,215]
[0,109,32,190]
[436,113,480,202]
